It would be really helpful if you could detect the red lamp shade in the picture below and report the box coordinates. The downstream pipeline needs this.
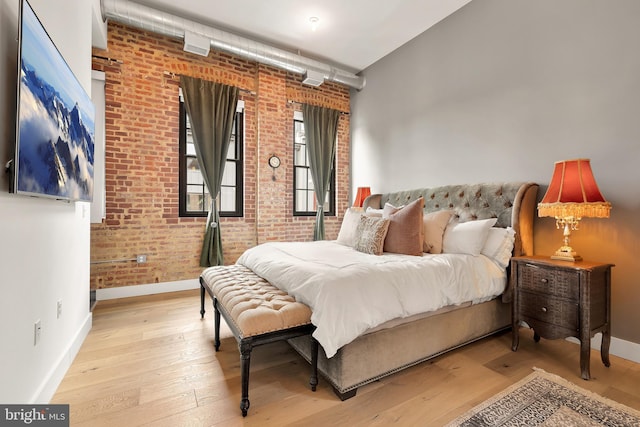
[538,158,611,262]
[353,186,371,208]
[538,159,611,219]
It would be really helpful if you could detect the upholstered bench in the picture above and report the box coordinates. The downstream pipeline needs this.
[199,264,318,416]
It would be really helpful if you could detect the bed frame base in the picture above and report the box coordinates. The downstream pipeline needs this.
[334,388,357,401]
[289,298,511,399]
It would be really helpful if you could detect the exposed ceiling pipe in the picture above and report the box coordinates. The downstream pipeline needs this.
[100,0,366,90]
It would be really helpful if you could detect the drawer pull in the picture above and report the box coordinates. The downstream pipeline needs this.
[541,307,548,313]
[540,278,548,284]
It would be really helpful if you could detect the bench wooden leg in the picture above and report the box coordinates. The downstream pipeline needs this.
[239,340,252,417]
[213,298,221,352]
[200,283,205,319]
[310,336,318,392]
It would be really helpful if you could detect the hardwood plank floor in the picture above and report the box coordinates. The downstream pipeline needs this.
[52,290,640,426]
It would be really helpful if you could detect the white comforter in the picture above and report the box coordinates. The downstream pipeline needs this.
[237,240,506,358]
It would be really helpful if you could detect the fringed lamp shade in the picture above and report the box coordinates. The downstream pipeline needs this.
[538,159,611,261]
[353,186,371,208]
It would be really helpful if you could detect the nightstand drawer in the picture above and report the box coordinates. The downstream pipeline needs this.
[518,291,578,330]
[519,263,579,300]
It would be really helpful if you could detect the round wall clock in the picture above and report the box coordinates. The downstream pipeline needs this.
[268,155,281,169]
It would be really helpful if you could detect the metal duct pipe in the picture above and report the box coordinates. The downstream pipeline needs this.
[101,0,366,90]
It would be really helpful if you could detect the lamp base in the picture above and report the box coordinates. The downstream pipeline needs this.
[550,222,583,262]
[550,247,582,262]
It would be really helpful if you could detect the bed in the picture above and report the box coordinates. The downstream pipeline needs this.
[237,182,538,399]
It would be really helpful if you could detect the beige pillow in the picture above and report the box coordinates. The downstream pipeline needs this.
[423,210,454,254]
[382,198,425,256]
[336,208,363,247]
[354,216,390,255]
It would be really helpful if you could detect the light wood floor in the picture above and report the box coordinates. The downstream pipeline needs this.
[52,289,640,426]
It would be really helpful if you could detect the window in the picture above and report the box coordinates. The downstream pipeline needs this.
[179,95,244,217]
[293,112,335,216]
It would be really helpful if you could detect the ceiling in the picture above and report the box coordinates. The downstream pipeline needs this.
[135,0,473,73]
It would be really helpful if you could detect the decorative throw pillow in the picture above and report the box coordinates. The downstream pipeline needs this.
[422,210,454,254]
[336,208,364,247]
[353,216,390,255]
[481,227,516,268]
[382,198,425,256]
[442,218,498,256]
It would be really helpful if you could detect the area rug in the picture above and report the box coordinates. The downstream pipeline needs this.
[446,368,640,426]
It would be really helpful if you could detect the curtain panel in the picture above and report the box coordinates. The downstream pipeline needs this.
[180,75,239,267]
[302,104,341,240]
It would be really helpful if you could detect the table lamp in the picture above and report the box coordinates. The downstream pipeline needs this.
[537,159,611,261]
[353,187,371,209]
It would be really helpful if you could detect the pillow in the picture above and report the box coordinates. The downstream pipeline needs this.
[365,207,383,217]
[382,198,424,256]
[381,203,398,216]
[481,227,516,268]
[353,216,390,255]
[442,218,498,256]
[422,210,454,254]
[336,208,364,247]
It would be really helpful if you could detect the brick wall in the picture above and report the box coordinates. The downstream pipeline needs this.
[90,23,350,289]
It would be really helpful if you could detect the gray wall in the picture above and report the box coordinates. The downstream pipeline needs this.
[351,0,640,346]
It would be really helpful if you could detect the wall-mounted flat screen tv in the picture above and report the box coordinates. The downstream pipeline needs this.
[13,0,95,202]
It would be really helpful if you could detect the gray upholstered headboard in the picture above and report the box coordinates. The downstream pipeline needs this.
[362,182,539,257]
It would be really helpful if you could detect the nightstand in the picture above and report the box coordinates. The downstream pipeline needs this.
[511,256,613,380]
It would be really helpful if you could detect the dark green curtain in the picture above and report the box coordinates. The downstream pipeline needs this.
[180,76,239,267]
[302,104,340,240]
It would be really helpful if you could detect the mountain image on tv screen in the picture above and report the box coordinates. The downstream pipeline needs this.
[16,0,95,202]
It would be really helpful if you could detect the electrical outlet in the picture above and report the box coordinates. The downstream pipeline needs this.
[136,254,147,263]
[57,300,62,319]
[34,320,41,346]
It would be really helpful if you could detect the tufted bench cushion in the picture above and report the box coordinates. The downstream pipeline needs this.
[199,264,317,416]
[200,265,312,337]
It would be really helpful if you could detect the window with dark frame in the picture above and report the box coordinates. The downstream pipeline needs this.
[179,96,244,218]
[293,115,335,217]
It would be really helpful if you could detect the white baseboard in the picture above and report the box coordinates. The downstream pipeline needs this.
[35,312,92,403]
[566,334,640,364]
[96,279,200,301]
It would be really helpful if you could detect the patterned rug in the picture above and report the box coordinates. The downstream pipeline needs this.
[446,368,640,426]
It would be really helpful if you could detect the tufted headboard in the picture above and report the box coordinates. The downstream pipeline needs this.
[362,182,539,258]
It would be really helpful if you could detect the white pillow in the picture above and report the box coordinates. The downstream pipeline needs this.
[365,207,383,217]
[382,202,405,212]
[482,227,516,268]
[442,218,498,256]
[336,208,363,246]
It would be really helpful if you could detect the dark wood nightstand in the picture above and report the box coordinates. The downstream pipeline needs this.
[511,256,613,380]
